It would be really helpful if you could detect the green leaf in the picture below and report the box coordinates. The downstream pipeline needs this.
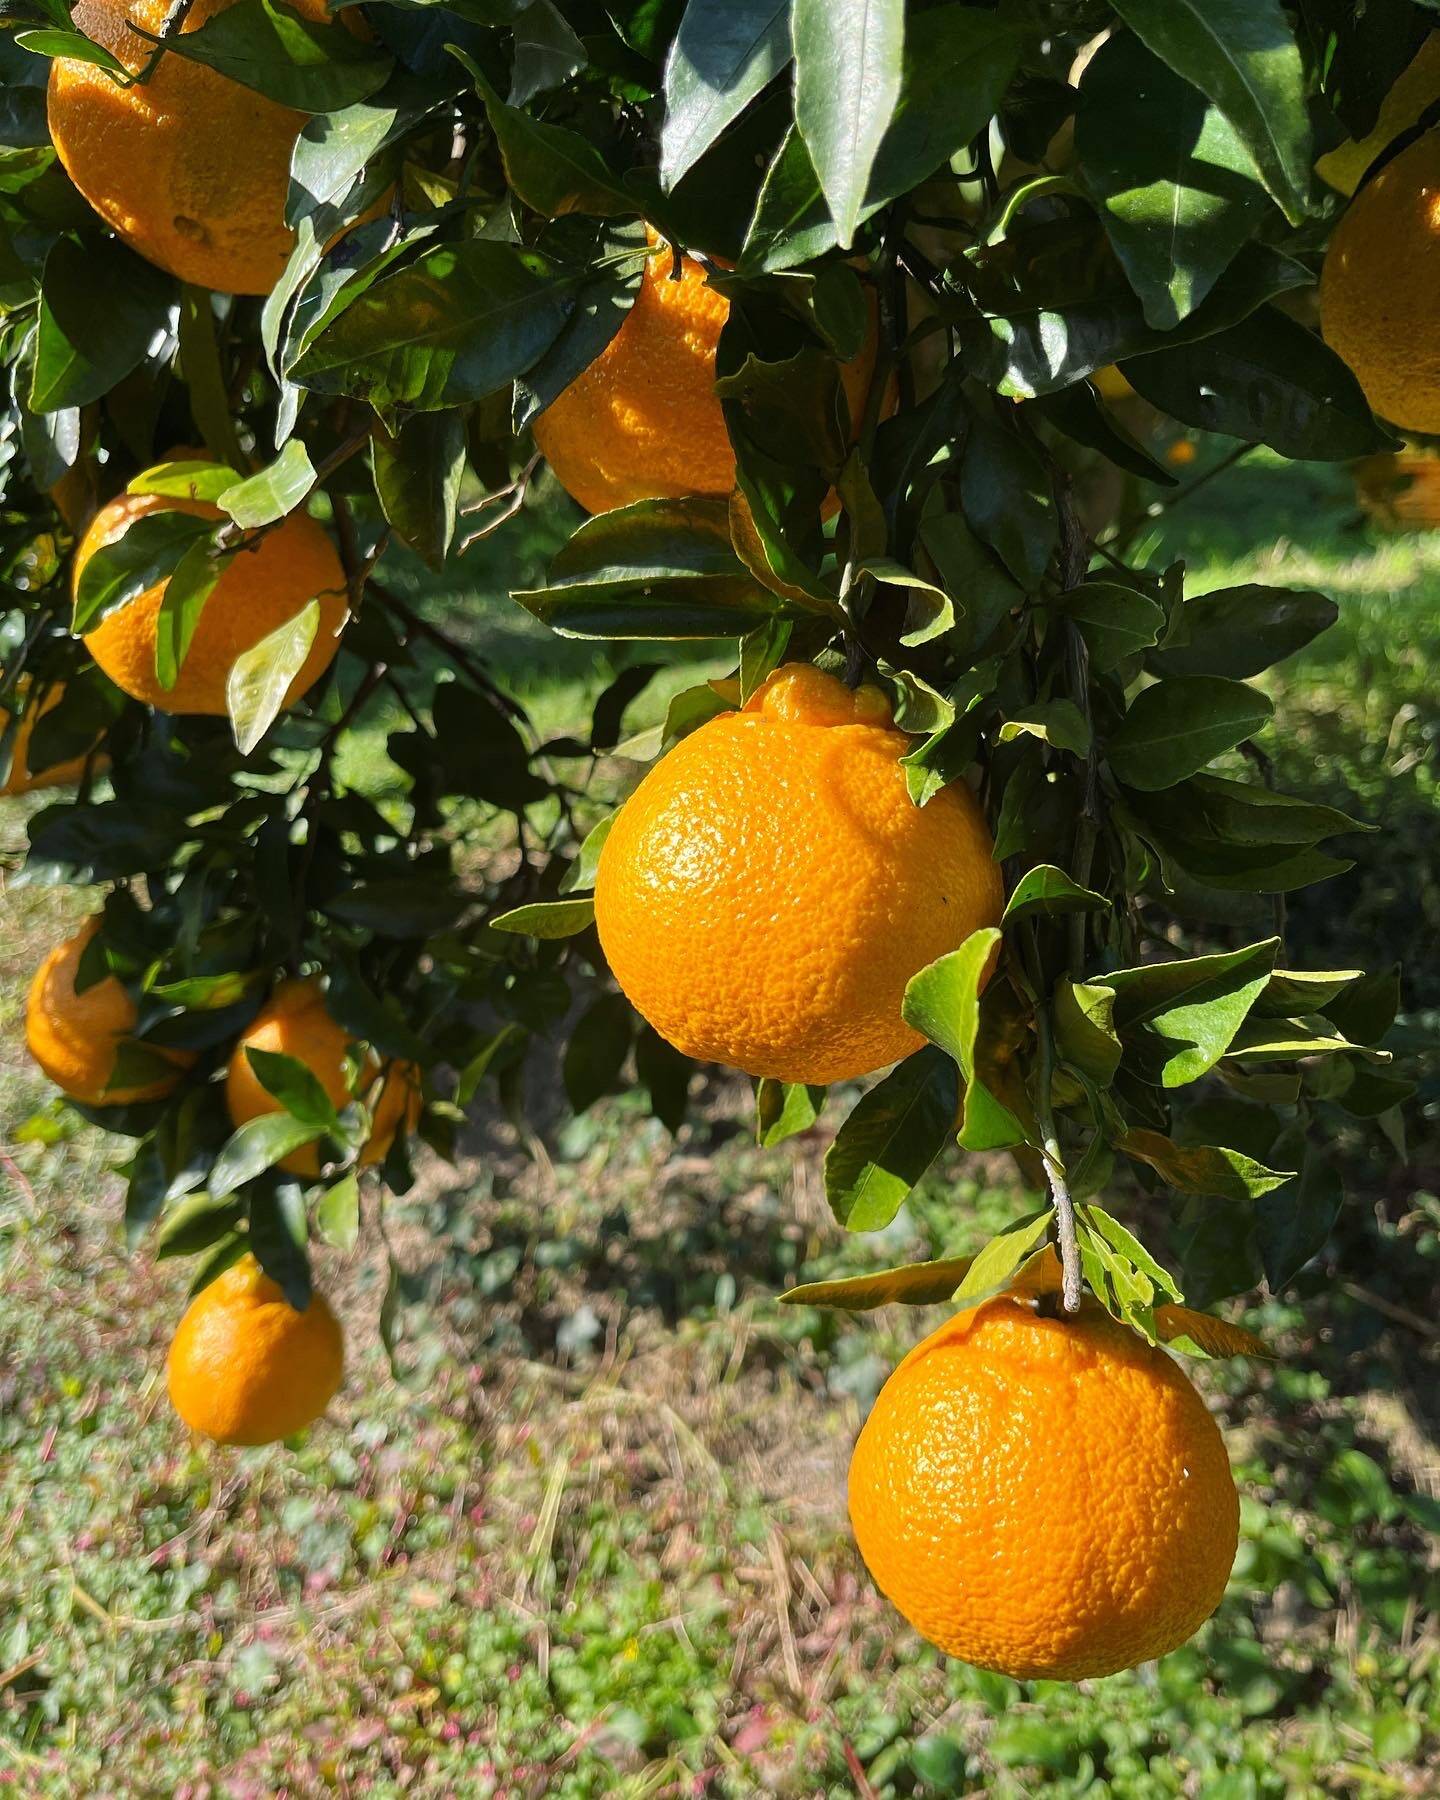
[1108,938,1278,1087]
[755,1078,826,1147]
[636,1026,692,1133]
[490,897,596,938]
[128,459,241,502]
[1054,582,1164,673]
[953,1208,1052,1304]
[1108,0,1313,225]
[1108,675,1272,791]
[661,0,791,189]
[291,241,576,410]
[1226,1016,1383,1062]
[154,1192,246,1260]
[16,28,129,77]
[71,512,216,635]
[559,813,616,893]
[563,993,634,1113]
[779,1253,977,1310]
[154,540,231,691]
[1255,968,1365,1018]
[1255,1137,1344,1288]
[1117,1127,1293,1200]
[32,236,175,413]
[1054,978,1122,1083]
[1083,1204,1182,1302]
[1029,382,1178,487]
[465,57,635,215]
[226,596,322,754]
[1147,584,1337,679]
[244,1046,340,1132]
[998,701,1091,756]
[512,497,812,639]
[315,1171,361,1251]
[822,1047,959,1232]
[372,412,465,568]
[1077,31,1272,330]
[1003,866,1109,923]
[1323,964,1401,1046]
[1123,308,1399,461]
[515,218,646,430]
[455,1023,524,1106]
[209,1114,324,1199]
[143,0,393,111]
[178,287,246,469]
[218,439,316,528]
[792,0,904,249]
[960,414,1056,589]
[917,514,1022,657]
[248,1186,311,1310]
[902,929,1025,1149]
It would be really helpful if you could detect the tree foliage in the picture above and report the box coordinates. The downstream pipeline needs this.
[0,0,1420,1343]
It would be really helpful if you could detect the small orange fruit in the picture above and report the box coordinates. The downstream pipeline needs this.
[47,0,361,295]
[76,469,348,717]
[167,1253,344,1445]
[1166,438,1198,467]
[25,918,194,1105]
[225,976,421,1178]
[848,1294,1239,1680]
[1320,130,1440,433]
[594,663,1004,1084]
[532,232,880,514]
[0,683,102,795]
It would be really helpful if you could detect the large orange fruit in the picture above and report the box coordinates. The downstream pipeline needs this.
[47,0,356,295]
[0,683,101,795]
[1320,130,1440,433]
[25,918,194,1106]
[224,976,421,1178]
[167,1253,344,1445]
[848,1294,1239,1680]
[76,470,348,716]
[594,664,1003,1085]
[532,233,880,514]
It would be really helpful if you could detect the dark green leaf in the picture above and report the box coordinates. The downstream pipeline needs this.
[155,1192,246,1259]
[1055,581,1165,672]
[145,0,393,111]
[245,1046,341,1132]
[32,236,174,413]
[1118,1127,1293,1199]
[290,69,453,221]
[564,992,634,1112]
[209,1114,324,1198]
[515,218,646,430]
[960,414,1056,589]
[1108,675,1273,791]
[792,0,904,248]
[1108,937,1278,1087]
[1148,583,1337,678]
[466,57,635,215]
[1003,865,1108,922]
[372,412,465,567]
[1255,1138,1344,1288]
[660,0,791,189]
[822,1046,959,1231]
[154,540,231,691]
[72,511,215,635]
[635,1026,692,1133]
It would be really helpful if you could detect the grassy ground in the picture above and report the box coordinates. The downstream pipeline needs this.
[1,452,1438,1797]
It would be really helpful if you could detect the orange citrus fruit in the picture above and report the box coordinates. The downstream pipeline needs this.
[25,918,194,1106]
[532,233,880,514]
[594,663,1003,1085]
[225,976,421,1178]
[167,1253,344,1445]
[0,683,101,795]
[76,469,348,716]
[848,1294,1239,1680]
[1317,34,1440,197]
[47,0,358,295]
[1320,130,1440,434]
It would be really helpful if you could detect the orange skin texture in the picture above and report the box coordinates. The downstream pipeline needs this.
[25,918,194,1106]
[594,664,1004,1085]
[225,976,421,1178]
[0,684,102,795]
[76,481,349,716]
[167,1253,344,1445]
[47,0,351,296]
[533,236,881,514]
[1320,131,1440,434]
[848,1295,1239,1681]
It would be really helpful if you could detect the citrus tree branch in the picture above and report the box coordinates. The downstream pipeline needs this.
[1034,1002,1083,1314]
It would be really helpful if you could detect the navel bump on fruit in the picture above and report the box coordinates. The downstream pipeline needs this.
[25,917,194,1106]
[532,231,879,515]
[594,663,1004,1086]
[47,0,361,296]
[225,976,421,1178]
[167,1253,344,1446]
[1320,129,1440,435]
[76,465,349,717]
[848,1294,1239,1681]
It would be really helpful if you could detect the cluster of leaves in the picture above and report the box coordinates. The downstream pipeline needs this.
[0,0,1425,1330]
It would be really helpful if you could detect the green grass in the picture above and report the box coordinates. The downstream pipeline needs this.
[2,452,1438,1796]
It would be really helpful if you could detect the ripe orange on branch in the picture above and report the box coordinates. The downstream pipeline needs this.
[225,976,421,1177]
[594,664,1003,1085]
[25,918,194,1106]
[848,1294,1239,1681]
[533,233,880,514]
[47,0,359,296]
[167,1253,344,1445]
[76,470,348,716]
[1320,130,1440,434]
